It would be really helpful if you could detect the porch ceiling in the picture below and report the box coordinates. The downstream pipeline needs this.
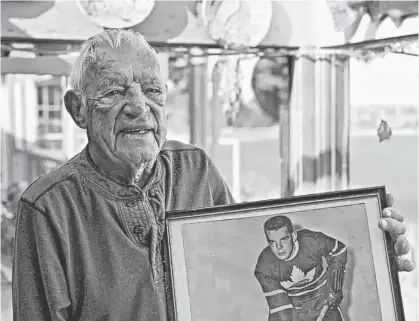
[1,55,77,76]
[1,1,329,49]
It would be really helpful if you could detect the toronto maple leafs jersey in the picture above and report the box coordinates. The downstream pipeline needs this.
[254,229,347,321]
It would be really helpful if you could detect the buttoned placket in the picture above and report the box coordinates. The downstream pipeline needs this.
[120,186,165,286]
[80,148,167,287]
[146,186,166,286]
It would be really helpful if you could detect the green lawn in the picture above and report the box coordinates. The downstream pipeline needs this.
[212,134,418,224]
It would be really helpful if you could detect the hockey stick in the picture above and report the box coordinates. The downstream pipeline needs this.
[316,305,329,321]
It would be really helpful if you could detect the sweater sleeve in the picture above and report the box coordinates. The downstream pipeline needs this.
[254,252,294,321]
[13,199,71,321]
[311,231,347,293]
[313,231,347,270]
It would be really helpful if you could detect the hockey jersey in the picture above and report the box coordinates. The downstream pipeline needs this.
[254,229,347,321]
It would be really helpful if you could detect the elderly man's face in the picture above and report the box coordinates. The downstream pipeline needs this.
[83,42,167,166]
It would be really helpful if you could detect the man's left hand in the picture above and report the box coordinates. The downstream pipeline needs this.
[378,193,415,272]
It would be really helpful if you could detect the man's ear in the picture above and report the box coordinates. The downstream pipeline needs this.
[292,231,297,242]
[64,90,87,129]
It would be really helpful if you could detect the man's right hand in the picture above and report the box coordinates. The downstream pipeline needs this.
[327,290,343,308]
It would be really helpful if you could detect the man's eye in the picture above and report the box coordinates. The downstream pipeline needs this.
[145,88,161,94]
[104,90,121,97]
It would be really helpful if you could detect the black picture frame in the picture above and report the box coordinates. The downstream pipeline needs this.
[163,186,405,321]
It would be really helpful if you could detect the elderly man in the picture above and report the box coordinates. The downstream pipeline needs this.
[13,29,413,321]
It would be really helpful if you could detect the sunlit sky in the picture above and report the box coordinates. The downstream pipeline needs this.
[350,15,418,106]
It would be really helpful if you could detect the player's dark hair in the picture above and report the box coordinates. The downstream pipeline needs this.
[264,215,293,234]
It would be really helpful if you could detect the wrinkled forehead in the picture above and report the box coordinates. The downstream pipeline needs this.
[89,41,162,81]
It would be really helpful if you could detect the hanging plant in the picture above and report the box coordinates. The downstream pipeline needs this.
[200,0,272,50]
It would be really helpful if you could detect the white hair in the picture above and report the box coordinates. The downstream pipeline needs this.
[69,29,159,96]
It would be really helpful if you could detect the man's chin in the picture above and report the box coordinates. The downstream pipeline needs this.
[275,253,290,260]
[116,137,160,155]
[120,150,157,164]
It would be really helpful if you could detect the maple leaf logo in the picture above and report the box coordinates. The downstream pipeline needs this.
[280,266,316,289]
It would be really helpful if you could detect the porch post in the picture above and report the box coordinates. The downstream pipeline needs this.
[285,51,350,196]
[1,75,15,190]
[188,50,209,151]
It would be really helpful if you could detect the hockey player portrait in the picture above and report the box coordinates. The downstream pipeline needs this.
[254,215,348,321]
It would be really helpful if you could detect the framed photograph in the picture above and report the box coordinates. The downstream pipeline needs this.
[163,186,405,321]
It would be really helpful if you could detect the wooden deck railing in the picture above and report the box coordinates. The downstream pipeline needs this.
[14,147,65,183]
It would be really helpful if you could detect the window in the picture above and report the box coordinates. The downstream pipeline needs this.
[35,76,87,156]
[36,77,63,149]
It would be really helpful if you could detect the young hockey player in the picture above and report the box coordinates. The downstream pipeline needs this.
[255,215,347,321]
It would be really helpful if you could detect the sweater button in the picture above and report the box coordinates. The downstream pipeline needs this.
[126,200,136,207]
[133,225,143,234]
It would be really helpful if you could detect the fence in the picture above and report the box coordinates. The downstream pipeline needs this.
[1,131,65,191]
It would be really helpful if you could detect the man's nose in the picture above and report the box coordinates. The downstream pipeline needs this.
[123,84,148,116]
[272,242,280,251]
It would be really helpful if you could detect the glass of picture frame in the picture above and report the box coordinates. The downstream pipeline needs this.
[163,186,405,321]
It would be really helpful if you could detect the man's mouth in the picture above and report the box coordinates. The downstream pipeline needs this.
[119,126,154,136]
[121,129,152,135]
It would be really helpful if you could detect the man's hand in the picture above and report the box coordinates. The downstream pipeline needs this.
[378,193,415,272]
[327,290,343,308]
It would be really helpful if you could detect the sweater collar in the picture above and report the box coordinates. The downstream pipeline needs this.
[74,145,164,198]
